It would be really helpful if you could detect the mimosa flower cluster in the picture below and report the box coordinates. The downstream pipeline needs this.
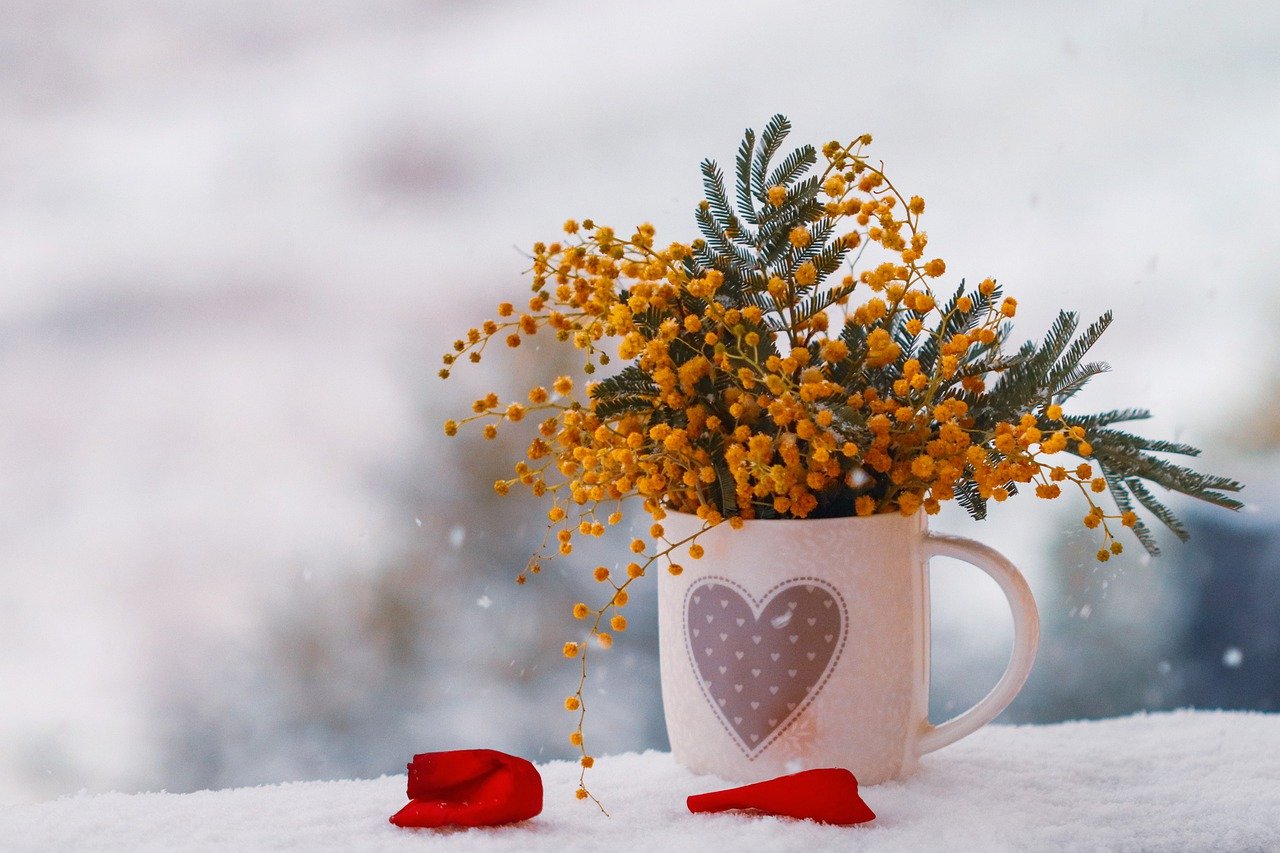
[440,116,1241,805]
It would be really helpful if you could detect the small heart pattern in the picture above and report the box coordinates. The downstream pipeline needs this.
[684,576,846,758]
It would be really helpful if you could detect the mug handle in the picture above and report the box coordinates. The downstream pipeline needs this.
[918,533,1040,754]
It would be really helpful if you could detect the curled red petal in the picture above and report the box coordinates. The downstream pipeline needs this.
[687,768,875,826]
[406,749,505,800]
[390,749,542,829]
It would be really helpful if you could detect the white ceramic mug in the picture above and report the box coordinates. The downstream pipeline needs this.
[657,510,1039,785]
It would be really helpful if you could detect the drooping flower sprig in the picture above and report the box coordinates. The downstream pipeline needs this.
[439,115,1243,804]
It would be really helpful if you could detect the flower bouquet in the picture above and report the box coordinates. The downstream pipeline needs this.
[440,115,1242,802]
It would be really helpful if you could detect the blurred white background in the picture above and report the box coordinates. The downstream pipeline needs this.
[2,0,1278,804]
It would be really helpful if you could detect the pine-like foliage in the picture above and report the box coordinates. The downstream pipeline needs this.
[462,114,1241,559]
[609,115,1240,551]
[967,310,1243,553]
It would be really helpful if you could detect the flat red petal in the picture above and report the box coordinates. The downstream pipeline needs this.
[687,768,875,826]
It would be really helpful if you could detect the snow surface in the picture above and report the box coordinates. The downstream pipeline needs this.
[2,711,1277,852]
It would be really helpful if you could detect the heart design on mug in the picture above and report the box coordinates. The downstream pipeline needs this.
[684,576,847,758]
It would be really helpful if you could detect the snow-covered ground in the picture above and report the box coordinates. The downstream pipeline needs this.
[2,1,1278,805]
[2,712,1278,852]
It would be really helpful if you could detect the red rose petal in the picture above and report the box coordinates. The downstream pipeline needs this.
[390,749,542,829]
[687,768,875,826]
[406,749,504,801]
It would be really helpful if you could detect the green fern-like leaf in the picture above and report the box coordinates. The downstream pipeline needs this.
[1103,472,1161,556]
[694,204,756,271]
[701,159,756,246]
[766,144,818,192]
[1125,477,1191,542]
[1046,311,1112,394]
[955,478,990,521]
[734,128,758,225]
[750,114,793,202]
